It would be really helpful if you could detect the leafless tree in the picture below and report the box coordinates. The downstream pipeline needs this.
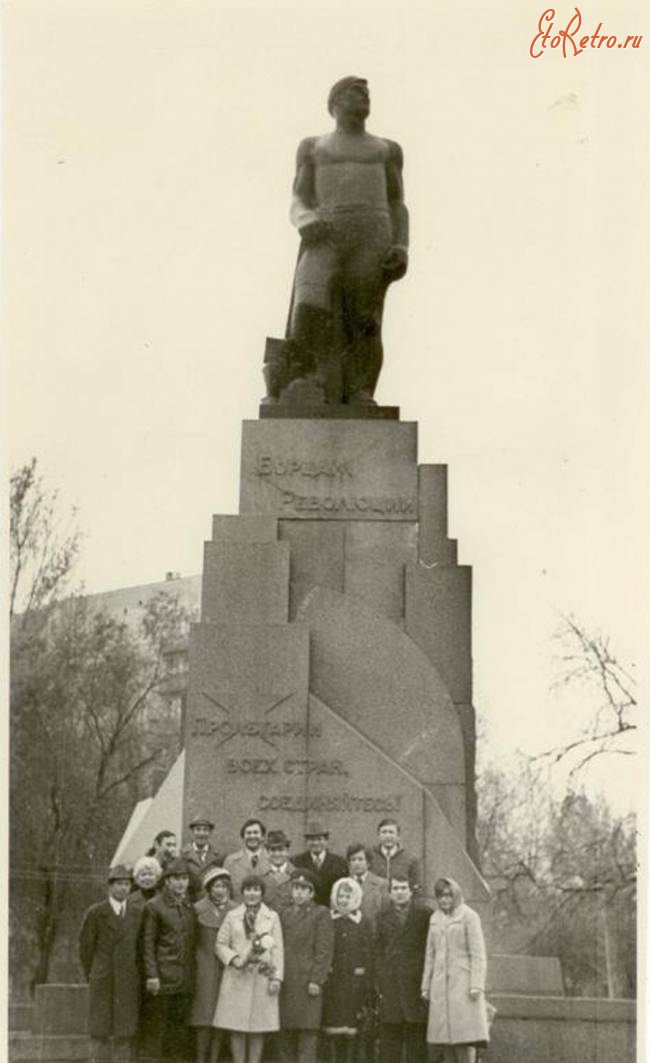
[477,757,636,996]
[10,457,81,621]
[535,614,637,775]
[9,460,191,993]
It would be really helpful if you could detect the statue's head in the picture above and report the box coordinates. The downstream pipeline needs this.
[327,77,370,120]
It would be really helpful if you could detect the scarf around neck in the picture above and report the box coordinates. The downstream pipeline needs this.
[243,904,261,937]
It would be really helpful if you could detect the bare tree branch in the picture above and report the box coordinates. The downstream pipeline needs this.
[533,615,637,774]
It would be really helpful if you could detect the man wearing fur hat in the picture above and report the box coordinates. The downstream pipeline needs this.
[78,864,142,1062]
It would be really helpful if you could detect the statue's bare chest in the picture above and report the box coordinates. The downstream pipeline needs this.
[312,134,390,209]
[312,133,390,168]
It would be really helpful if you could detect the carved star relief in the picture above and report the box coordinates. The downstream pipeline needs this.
[199,689,297,750]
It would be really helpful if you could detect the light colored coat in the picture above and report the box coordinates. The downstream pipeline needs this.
[421,901,488,1045]
[214,903,284,1032]
[223,849,272,898]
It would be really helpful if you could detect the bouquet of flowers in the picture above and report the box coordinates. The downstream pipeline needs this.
[244,932,276,977]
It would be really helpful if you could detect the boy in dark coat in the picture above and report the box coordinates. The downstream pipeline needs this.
[141,858,198,1061]
[279,869,334,1063]
[78,864,142,1063]
[374,875,430,1063]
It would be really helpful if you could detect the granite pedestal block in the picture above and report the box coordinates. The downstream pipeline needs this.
[179,415,487,913]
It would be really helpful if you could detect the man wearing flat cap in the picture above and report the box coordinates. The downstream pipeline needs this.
[78,865,142,1062]
[261,829,296,913]
[141,858,197,1061]
[293,822,348,907]
[279,868,335,1063]
[182,815,223,901]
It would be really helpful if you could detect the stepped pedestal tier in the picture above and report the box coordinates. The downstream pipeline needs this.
[178,413,488,918]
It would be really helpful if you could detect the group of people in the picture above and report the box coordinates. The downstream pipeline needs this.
[79,816,491,1063]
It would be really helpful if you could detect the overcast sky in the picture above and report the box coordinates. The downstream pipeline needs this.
[5,0,649,808]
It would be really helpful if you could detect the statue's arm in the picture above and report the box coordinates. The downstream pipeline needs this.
[386,140,409,253]
[289,137,319,231]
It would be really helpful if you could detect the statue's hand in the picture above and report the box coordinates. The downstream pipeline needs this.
[382,246,408,280]
[299,220,332,247]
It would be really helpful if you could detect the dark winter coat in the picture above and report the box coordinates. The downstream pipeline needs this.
[368,846,421,891]
[127,886,158,908]
[260,862,296,913]
[181,843,224,901]
[78,899,143,1039]
[280,902,334,1029]
[374,901,431,1024]
[189,897,235,1026]
[293,851,348,907]
[322,914,374,1032]
[142,890,197,995]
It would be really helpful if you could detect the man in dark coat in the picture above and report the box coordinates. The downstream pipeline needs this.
[293,822,348,907]
[279,869,334,1063]
[368,818,421,892]
[181,815,223,901]
[78,864,142,1062]
[141,858,197,1061]
[374,875,430,1063]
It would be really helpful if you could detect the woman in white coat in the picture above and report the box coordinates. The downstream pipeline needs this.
[421,877,489,1063]
[214,874,283,1063]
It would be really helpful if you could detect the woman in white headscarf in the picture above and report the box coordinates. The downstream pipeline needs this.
[322,877,374,1063]
[421,877,489,1063]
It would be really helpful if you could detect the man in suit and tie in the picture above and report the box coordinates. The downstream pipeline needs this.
[78,864,143,1062]
[293,821,348,907]
[223,818,272,897]
[181,814,223,899]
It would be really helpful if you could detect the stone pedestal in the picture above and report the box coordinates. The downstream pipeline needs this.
[25,414,638,1059]
[182,415,488,911]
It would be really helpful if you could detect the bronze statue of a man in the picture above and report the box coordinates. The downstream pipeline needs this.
[264,77,409,407]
